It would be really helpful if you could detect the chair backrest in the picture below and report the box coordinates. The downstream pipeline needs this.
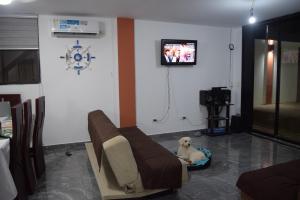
[10,103,28,200]
[10,103,23,169]
[22,99,37,194]
[23,100,32,156]
[0,94,21,107]
[32,96,46,178]
[33,96,45,151]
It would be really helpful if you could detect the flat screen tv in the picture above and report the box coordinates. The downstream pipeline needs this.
[161,39,197,66]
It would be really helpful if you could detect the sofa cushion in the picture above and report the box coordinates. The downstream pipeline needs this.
[236,159,300,200]
[119,127,182,189]
[103,135,139,189]
[88,110,120,166]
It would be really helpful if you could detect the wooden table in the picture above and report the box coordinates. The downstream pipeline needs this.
[0,138,17,200]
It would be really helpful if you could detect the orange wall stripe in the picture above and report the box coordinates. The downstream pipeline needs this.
[117,18,136,127]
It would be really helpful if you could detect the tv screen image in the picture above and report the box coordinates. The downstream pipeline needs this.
[161,39,197,66]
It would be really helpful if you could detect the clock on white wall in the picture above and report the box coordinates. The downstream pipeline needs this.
[60,40,96,75]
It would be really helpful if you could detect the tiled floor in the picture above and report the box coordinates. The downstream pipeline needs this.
[29,132,300,200]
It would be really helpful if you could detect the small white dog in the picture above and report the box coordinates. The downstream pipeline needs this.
[177,137,206,164]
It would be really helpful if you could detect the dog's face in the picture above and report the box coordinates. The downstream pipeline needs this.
[179,137,191,148]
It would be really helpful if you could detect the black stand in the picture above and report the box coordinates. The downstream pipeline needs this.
[200,87,232,136]
[206,103,233,136]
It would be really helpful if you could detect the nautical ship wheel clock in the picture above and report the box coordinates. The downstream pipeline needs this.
[60,40,96,75]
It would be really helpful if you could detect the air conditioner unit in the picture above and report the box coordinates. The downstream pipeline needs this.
[52,19,103,38]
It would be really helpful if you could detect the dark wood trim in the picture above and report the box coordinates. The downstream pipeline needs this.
[274,40,281,136]
[241,12,300,144]
[255,12,300,27]
[241,26,254,132]
[297,48,300,102]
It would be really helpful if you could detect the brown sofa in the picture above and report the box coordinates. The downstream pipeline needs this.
[86,110,189,200]
[236,159,300,200]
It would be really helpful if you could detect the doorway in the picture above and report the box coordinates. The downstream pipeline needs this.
[241,12,300,145]
[278,41,300,143]
[252,39,278,135]
[252,39,300,143]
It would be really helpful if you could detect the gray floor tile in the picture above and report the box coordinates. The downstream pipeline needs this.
[29,132,300,200]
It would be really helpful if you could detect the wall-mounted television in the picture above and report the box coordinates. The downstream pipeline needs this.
[161,39,197,66]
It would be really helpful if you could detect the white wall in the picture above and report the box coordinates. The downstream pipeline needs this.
[0,15,120,146]
[39,15,120,145]
[0,85,42,113]
[135,19,242,135]
[1,17,243,143]
[231,27,242,114]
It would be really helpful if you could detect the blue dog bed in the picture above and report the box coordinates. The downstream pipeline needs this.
[176,147,212,171]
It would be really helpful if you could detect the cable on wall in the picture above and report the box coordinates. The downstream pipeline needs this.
[168,70,206,127]
[155,67,171,122]
[228,28,234,89]
[153,67,206,127]
[171,82,205,126]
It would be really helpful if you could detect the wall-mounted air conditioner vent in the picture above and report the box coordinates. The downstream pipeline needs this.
[52,19,103,38]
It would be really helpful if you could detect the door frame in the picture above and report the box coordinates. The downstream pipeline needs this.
[241,12,300,145]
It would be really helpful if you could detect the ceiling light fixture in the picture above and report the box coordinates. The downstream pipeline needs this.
[248,0,256,24]
[0,0,13,5]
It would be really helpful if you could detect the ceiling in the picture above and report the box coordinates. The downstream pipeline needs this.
[0,0,300,27]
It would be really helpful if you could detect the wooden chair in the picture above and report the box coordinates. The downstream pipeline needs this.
[23,100,37,194]
[10,104,28,200]
[0,94,21,107]
[31,96,46,178]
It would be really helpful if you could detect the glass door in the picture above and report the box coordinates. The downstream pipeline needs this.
[252,39,278,135]
[278,41,300,143]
